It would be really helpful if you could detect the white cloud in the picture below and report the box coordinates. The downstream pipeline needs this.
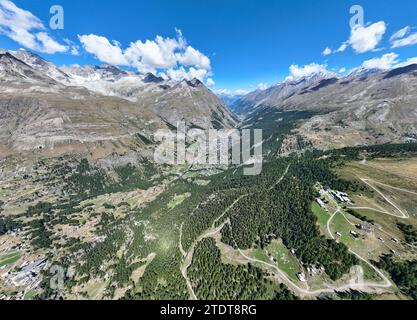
[339,67,347,73]
[390,26,411,41]
[78,34,128,66]
[78,30,213,83]
[257,83,269,90]
[163,66,211,84]
[322,47,332,56]
[216,88,249,96]
[361,52,399,70]
[0,0,67,54]
[336,42,349,53]
[124,35,182,71]
[64,38,80,56]
[70,47,79,56]
[286,63,330,81]
[349,21,386,53]
[176,46,211,70]
[394,56,417,68]
[35,32,67,54]
[359,52,417,71]
[389,26,417,49]
[391,32,417,48]
[206,78,215,87]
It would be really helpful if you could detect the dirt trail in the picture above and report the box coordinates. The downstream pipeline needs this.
[359,179,409,219]
[179,165,291,300]
[179,167,397,299]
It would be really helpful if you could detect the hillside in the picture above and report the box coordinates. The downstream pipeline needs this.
[233,66,417,151]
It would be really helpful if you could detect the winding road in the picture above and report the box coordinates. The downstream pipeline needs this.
[179,164,291,300]
[178,165,407,299]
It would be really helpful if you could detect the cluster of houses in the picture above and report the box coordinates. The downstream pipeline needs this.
[347,224,373,239]
[1,258,47,299]
[317,187,353,206]
[297,266,324,283]
[356,224,372,234]
[329,190,353,204]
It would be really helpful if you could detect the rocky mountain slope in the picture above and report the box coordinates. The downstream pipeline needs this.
[0,49,237,159]
[12,49,236,129]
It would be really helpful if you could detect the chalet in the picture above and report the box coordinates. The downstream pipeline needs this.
[297,273,307,282]
[350,231,359,238]
[356,224,372,234]
[316,198,327,211]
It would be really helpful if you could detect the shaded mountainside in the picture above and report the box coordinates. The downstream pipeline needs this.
[235,66,417,151]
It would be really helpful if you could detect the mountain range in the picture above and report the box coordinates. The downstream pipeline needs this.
[1,48,417,160]
[233,65,417,150]
[0,49,236,159]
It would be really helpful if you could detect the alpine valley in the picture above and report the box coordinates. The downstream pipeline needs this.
[1,49,417,301]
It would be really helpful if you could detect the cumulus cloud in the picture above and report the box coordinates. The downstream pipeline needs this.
[349,21,386,53]
[339,67,347,73]
[176,46,211,70]
[359,52,417,71]
[322,47,332,56]
[124,35,183,71]
[361,52,399,70]
[286,63,330,81]
[78,30,213,84]
[78,34,128,65]
[0,0,68,54]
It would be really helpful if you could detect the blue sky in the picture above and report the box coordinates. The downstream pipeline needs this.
[1,0,417,93]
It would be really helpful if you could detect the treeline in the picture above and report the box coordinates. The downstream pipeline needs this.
[188,238,272,300]
[220,157,358,280]
[320,290,374,300]
[319,142,417,161]
[397,223,417,245]
[0,217,20,235]
[375,254,417,299]
[181,191,240,251]
[346,209,374,224]
[273,284,299,300]
[125,253,189,300]
[28,218,53,249]
[62,159,159,202]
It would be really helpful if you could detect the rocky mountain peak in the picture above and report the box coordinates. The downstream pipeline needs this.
[143,72,164,83]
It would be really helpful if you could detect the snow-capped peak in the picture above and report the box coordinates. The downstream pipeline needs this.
[10,49,69,83]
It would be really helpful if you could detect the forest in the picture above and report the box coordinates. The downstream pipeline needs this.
[11,141,417,300]
[375,255,417,299]
[188,238,274,300]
